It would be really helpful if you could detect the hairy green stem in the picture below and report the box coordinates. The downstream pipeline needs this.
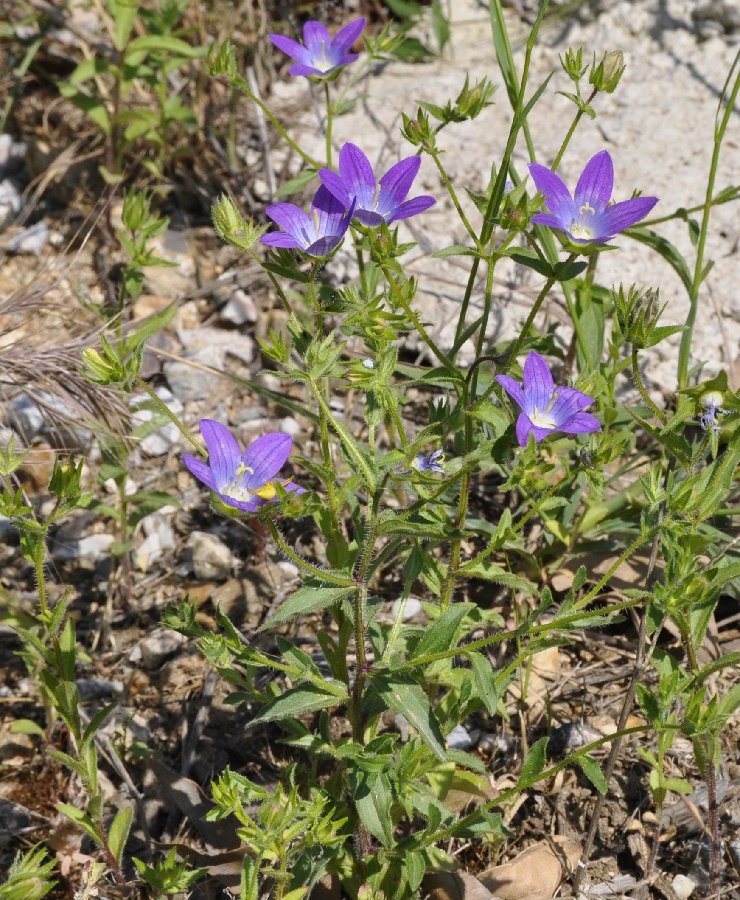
[631,346,667,424]
[266,520,354,587]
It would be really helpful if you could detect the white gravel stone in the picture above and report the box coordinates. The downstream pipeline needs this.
[189,530,235,580]
[129,627,187,669]
[671,874,697,900]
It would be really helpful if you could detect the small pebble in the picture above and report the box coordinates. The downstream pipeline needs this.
[671,874,696,900]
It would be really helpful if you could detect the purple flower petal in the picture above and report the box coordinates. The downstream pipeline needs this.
[242,433,293,488]
[574,150,613,214]
[516,413,537,446]
[289,62,329,77]
[268,33,311,63]
[522,351,555,413]
[318,168,352,208]
[260,232,303,249]
[265,202,309,240]
[531,212,570,231]
[306,234,344,256]
[387,195,436,223]
[353,209,385,227]
[528,163,574,221]
[199,419,241,490]
[333,17,366,53]
[338,143,376,211]
[183,453,217,491]
[496,374,526,409]
[549,386,596,427]
[557,411,601,435]
[377,156,421,216]
[303,20,330,50]
[594,195,659,238]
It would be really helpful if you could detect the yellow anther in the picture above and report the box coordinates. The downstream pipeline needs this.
[313,208,321,232]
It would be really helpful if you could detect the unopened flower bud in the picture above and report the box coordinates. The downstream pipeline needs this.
[590,50,625,94]
[561,47,588,82]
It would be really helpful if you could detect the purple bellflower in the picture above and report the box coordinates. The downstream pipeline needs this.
[261,185,355,257]
[183,419,303,513]
[496,351,601,446]
[269,18,365,79]
[528,150,658,244]
[318,143,435,227]
[413,450,445,473]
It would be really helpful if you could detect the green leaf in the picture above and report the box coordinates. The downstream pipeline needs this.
[431,244,484,259]
[259,581,354,631]
[459,560,532,592]
[412,604,475,660]
[627,227,692,293]
[56,804,101,846]
[374,675,446,761]
[70,57,112,85]
[10,718,45,737]
[354,772,394,846]
[406,851,426,892]
[274,168,318,198]
[81,702,117,747]
[125,34,205,58]
[56,83,111,136]
[108,807,133,865]
[518,736,548,785]
[470,400,509,435]
[248,684,346,727]
[577,754,607,794]
[469,651,500,717]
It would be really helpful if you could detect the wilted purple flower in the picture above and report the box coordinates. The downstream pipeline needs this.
[318,143,435,227]
[413,450,445,473]
[269,18,365,79]
[496,352,601,446]
[528,150,658,244]
[183,419,303,513]
[261,185,355,257]
[700,391,727,434]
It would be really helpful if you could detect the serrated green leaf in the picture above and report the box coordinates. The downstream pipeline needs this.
[518,736,548,785]
[259,582,354,631]
[406,850,426,891]
[469,651,500,717]
[81,703,117,747]
[354,772,394,846]
[577,754,607,794]
[248,684,346,727]
[374,675,446,761]
[470,400,509,434]
[412,604,475,660]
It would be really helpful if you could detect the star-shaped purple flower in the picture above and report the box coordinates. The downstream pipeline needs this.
[496,352,601,446]
[260,185,355,257]
[269,18,365,79]
[528,150,658,244]
[183,420,303,513]
[318,143,436,227]
[413,450,445,473]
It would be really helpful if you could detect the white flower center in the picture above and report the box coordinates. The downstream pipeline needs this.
[314,42,333,73]
[570,201,596,240]
[223,462,254,503]
[530,406,556,429]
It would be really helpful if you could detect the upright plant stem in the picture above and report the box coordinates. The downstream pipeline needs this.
[677,50,740,390]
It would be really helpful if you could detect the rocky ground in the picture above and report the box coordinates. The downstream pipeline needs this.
[0,0,739,897]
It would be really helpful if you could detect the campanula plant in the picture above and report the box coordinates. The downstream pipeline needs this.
[6,0,737,897]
